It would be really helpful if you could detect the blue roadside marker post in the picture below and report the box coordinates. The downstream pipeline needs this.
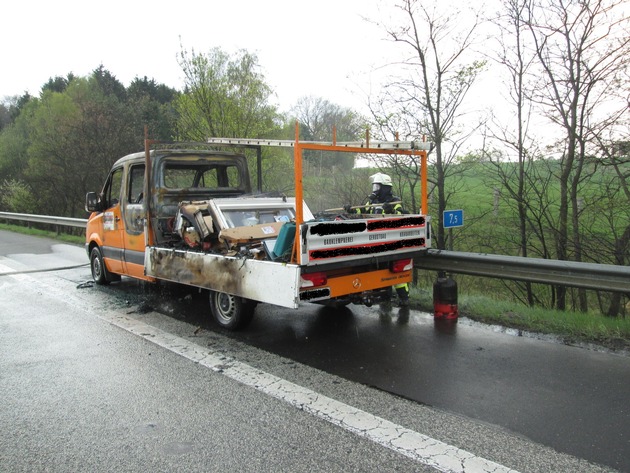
[443,209,464,251]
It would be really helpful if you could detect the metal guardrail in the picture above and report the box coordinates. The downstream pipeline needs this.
[414,250,629,294]
[0,211,87,228]
[2,211,629,293]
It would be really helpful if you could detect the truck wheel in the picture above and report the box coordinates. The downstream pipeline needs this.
[90,246,110,285]
[209,291,255,330]
[90,246,120,285]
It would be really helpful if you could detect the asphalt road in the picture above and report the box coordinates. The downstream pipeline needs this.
[0,230,627,472]
[237,305,630,471]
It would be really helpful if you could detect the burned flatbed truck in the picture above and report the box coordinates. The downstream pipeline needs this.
[85,126,432,329]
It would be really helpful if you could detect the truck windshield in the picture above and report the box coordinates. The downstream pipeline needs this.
[162,163,242,190]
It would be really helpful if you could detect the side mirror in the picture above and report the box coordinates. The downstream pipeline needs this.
[85,192,101,212]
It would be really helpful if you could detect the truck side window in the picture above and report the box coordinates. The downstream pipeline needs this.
[128,165,145,203]
[105,167,123,208]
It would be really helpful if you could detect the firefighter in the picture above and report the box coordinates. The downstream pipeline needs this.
[344,172,410,307]
[345,172,403,215]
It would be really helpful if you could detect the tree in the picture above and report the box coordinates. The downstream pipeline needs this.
[127,76,179,140]
[0,179,37,213]
[91,65,127,101]
[0,93,33,128]
[0,102,11,132]
[371,0,485,246]
[0,66,181,218]
[589,137,630,316]
[175,46,278,140]
[484,0,541,305]
[523,0,630,310]
[22,70,140,216]
[290,96,365,172]
[0,96,36,182]
[42,73,77,94]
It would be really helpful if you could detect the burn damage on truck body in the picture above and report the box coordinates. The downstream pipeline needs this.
[145,193,313,309]
[147,150,252,246]
[145,246,302,308]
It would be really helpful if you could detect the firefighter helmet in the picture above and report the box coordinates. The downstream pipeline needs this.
[369,172,392,186]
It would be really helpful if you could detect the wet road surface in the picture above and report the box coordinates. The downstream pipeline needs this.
[245,305,630,471]
[106,274,630,472]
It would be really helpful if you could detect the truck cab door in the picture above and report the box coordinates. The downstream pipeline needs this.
[120,163,150,279]
[100,166,125,275]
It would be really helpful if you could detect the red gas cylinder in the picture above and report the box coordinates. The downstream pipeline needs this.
[433,273,458,320]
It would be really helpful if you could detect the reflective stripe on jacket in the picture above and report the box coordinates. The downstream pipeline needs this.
[356,199,403,215]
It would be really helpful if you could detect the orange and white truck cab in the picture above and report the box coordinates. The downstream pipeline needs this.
[85,131,431,330]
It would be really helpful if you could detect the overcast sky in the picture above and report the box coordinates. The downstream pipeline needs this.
[2,0,403,112]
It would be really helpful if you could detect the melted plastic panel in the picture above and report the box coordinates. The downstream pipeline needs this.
[303,215,430,265]
[145,247,301,308]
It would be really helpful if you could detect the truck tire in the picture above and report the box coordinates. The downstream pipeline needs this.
[90,246,120,285]
[209,291,256,330]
